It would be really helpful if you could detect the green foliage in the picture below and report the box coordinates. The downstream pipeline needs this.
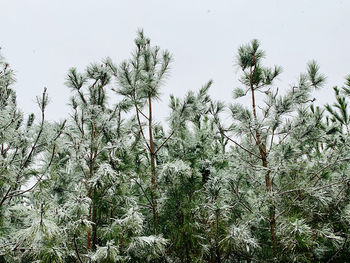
[1,33,350,263]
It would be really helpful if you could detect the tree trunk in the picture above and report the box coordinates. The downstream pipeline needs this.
[148,95,158,232]
[91,200,97,250]
[250,62,278,251]
[87,203,91,250]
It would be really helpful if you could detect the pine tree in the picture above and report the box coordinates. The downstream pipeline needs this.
[116,29,182,233]
[0,50,63,261]
[220,40,350,261]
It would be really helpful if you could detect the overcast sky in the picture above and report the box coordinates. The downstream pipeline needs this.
[2,0,350,122]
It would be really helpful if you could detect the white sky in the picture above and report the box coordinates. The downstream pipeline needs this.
[2,0,350,123]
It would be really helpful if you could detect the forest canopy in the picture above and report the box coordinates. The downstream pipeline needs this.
[1,30,350,262]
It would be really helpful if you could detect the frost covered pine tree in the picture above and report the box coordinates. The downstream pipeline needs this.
[115,29,174,233]
[220,39,350,261]
[0,50,66,261]
[41,54,168,262]
[158,83,227,261]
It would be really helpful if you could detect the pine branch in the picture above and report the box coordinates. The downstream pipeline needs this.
[220,130,261,159]
[154,130,174,155]
[73,233,84,263]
